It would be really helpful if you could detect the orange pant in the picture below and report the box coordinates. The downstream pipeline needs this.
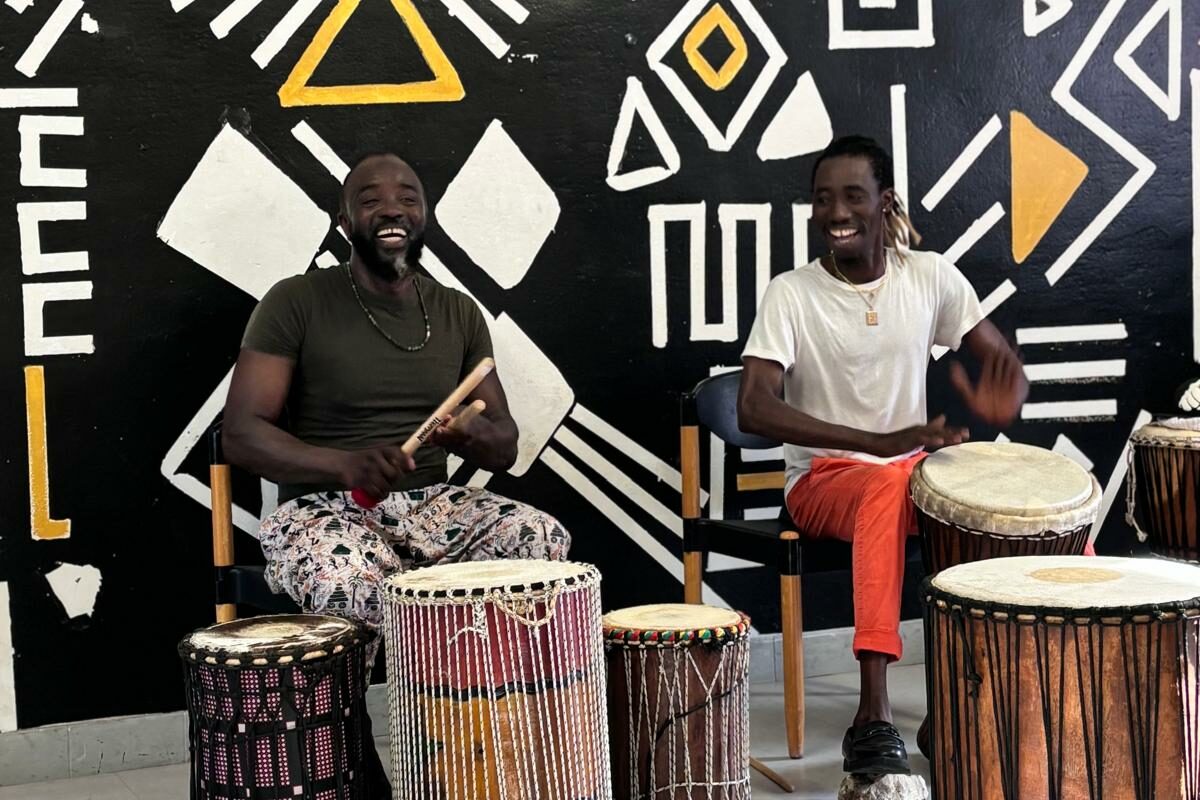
[786,454,927,662]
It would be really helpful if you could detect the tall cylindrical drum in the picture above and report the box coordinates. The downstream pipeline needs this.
[603,603,751,800]
[911,442,1100,574]
[179,614,373,800]
[1128,423,1200,562]
[382,559,610,800]
[924,556,1200,800]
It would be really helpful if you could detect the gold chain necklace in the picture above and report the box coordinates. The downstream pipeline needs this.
[344,263,431,351]
[829,252,886,326]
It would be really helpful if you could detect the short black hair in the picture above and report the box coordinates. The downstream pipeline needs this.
[811,135,894,193]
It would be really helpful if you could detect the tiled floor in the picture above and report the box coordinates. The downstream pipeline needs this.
[0,665,929,799]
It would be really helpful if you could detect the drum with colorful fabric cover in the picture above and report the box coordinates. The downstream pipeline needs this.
[179,614,373,800]
[911,442,1101,574]
[382,559,610,800]
[923,555,1200,800]
[603,603,751,800]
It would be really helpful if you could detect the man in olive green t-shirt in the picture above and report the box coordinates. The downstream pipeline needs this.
[223,151,570,637]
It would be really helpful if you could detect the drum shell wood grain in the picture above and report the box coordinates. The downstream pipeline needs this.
[917,513,1091,575]
[924,597,1200,800]
[1132,441,1200,562]
[605,637,750,800]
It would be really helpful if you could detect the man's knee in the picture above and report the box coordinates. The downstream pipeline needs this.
[497,507,571,560]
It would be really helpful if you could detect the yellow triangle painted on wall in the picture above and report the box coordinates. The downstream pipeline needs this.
[1010,110,1088,263]
[278,0,465,107]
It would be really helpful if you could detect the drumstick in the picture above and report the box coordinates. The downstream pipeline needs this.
[447,399,486,432]
[351,358,495,508]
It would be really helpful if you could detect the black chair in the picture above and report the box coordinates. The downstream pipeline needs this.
[680,370,923,760]
[680,371,806,758]
[208,422,298,622]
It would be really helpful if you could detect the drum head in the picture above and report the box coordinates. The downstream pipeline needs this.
[603,603,748,646]
[912,442,1101,535]
[387,559,595,597]
[931,555,1200,610]
[180,614,363,664]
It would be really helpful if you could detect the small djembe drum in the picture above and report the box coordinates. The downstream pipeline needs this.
[179,614,373,800]
[924,556,1200,800]
[911,442,1101,575]
[382,560,611,800]
[1128,423,1200,562]
[603,603,751,800]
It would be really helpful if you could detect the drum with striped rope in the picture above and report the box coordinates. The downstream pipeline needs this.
[382,559,610,800]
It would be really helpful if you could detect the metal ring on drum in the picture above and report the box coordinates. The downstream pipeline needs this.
[602,603,752,800]
[382,559,611,800]
[910,442,1101,575]
[178,614,374,800]
[922,555,1200,800]
[1128,424,1200,563]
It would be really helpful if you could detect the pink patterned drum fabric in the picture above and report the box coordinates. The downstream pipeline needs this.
[179,614,373,800]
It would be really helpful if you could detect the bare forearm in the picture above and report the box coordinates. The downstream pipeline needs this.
[739,393,883,456]
[223,416,347,486]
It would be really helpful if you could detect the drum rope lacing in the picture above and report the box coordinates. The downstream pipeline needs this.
[1125,438,1199,557]
[611,627,751,799]
[384,567,610,800]
[924,585,1200,800]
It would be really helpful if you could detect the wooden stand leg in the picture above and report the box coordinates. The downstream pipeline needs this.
[780,570,804,759]
[683,551,703,604]
[211,464,236,624]
[750,756,795,793]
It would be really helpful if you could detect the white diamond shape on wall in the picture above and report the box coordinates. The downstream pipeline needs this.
[435,119,561,290]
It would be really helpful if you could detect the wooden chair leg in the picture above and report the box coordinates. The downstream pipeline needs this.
[780,570,804,758]
[210,463,236,624]
[683,551,703,604]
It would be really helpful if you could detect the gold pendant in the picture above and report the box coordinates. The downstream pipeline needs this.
[866,310,879,326]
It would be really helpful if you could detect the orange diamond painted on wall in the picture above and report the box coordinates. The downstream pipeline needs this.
[1010,110,1088,264]
[682,4,749,92]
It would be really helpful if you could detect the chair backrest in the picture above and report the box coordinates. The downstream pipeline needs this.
[684,371,780,450]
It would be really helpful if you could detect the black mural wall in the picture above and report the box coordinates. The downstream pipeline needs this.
[0,0,1194,728]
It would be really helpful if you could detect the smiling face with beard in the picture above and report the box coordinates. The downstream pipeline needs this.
[338,154,427,283]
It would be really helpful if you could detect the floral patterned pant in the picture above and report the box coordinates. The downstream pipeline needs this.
[258,486,571,640]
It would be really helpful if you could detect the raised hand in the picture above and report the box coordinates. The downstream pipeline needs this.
[1180,378,1200,412]
[949,347,1028,427]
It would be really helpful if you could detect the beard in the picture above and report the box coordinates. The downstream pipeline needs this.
[349,226,425,281]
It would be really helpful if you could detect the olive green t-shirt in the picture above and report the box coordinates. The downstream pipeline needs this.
[241,265,493,502]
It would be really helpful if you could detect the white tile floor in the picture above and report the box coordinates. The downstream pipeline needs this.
[0,665,930,799]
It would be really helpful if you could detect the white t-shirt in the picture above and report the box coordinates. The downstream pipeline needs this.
[741,249,984,495]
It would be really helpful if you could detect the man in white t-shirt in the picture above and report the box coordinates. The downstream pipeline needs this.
[739,136,1027,776]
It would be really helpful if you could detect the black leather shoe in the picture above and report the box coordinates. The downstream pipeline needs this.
[842,720,912,776]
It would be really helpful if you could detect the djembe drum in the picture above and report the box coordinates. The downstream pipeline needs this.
[603,603,751,800]
[179,614,373,800]
[924,556,1200,800]
[382,560,610,800]
[1128,423,1200,562]
[911,442,1101,575]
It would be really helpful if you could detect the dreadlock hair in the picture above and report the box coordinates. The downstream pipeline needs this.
[811,135,922,258]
